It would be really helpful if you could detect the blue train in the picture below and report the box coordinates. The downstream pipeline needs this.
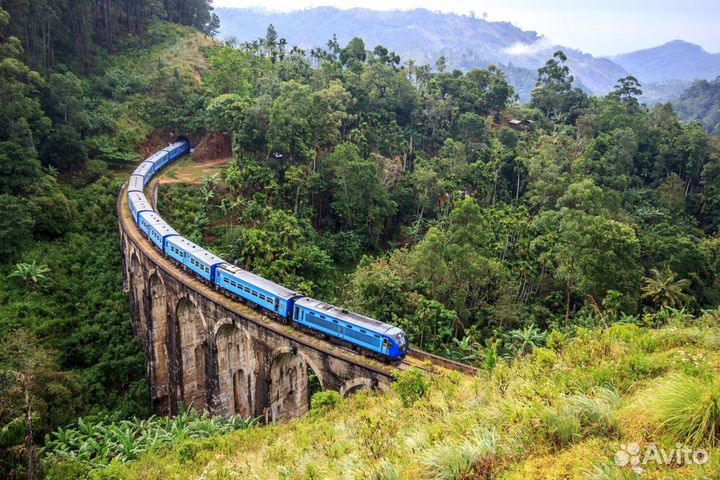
[127,140,408,361]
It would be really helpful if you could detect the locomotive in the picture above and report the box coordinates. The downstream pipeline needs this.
[127,140,408,361]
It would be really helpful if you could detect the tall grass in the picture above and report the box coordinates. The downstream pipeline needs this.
[644,374,720,447]
[420,429,498,480]
[544,387,621,448]
[583,463,638,480]
[569,387,621,436]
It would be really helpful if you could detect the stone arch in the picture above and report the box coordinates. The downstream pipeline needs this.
[340,377,375,397]
[267,347,323,422]
[148,273,170,409]
[215,322,253,418]
[177,297,208,412]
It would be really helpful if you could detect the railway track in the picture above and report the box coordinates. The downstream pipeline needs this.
[121,166,478,379]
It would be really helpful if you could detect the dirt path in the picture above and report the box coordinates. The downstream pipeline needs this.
[158,155,231,185]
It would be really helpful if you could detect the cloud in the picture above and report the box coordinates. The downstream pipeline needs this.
[503,38,554,56]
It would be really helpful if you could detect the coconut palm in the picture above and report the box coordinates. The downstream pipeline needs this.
[641,267,691,308]
[7,262,51,291]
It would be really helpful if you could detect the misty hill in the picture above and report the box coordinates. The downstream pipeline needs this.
[673,77,720,134]
[216,7,716,103]
[614,40,720,84]
[216,7,630,99]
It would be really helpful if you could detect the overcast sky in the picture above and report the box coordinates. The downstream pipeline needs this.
[212,0,720,56]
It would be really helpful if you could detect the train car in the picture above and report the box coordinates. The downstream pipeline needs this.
[292,298,409,360]
[137,211,179,250]
[144,151,169,173]
[128,191,153,222]
[163,141,189,163]
[128,175,145,193]
[165,236,224,282]
[216,264,300,318]
[126,138,410,361]
[133,161,154,185]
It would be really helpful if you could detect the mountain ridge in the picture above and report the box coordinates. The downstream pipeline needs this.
[216,7,716,102]
[613,39,720,84]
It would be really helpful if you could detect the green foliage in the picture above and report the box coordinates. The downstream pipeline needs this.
[530,50,589,123]
[420,429,498,480]
[7,261,51,291]
[392,368,430,407]
[641,267,692,309]
[644,374,720,447]
[673,76,720,135]
[310,391,342,415]
[42,410,254,473]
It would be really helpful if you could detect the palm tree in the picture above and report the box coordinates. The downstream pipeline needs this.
[7,262,51,291]
[641,267,691,308]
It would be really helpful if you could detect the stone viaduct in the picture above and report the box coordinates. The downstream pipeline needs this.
[117,184,397,422]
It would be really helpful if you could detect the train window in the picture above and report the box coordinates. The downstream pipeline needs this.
[294,307,299,320]
[346,325,353,329]
[252,291,258,297]
[361,329,366,333]
[259,294,265,300]
[374,334,380,338]
[320,315,325,319]
[224,278,229,284]
[332,319,339,324]
[244,286,250,292]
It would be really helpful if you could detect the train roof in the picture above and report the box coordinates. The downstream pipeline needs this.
[166,235,203,251]
[133,161,153,177]
[294,297,399,335]
[217,264,298,300]
[128,175,144,192]
[128,191,152,211]
[162,141,187,151]
[166,236,225,266]
[145,151,168,164]
[138,211,179,237]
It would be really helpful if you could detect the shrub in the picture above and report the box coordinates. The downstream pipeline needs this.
[704,331,720,351]
[420,430,498,480]
[544,407,581,448]
[622,352,667,381]
[568,387,621,436]
[644,374,720,446]
[546,329,569,352]
[368,459,400,480]
[310,391,342,415]
[533,347,558,369]
[392,368,429,407]
[583,463,637,479]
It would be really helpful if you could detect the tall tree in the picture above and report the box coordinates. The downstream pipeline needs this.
[530,50,588,124]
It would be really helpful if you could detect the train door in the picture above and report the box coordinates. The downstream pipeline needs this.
[381,337,390,356]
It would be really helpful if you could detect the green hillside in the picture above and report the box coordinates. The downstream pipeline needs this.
[99,317,720,480]
[1,3,720,480]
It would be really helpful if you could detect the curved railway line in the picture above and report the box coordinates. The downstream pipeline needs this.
[119,145,476,394]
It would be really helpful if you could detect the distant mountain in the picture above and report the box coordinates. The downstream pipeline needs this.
[216,7,630,99]
[216,8,716,103]
[613,40,720,84]
[673,77,720,135]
